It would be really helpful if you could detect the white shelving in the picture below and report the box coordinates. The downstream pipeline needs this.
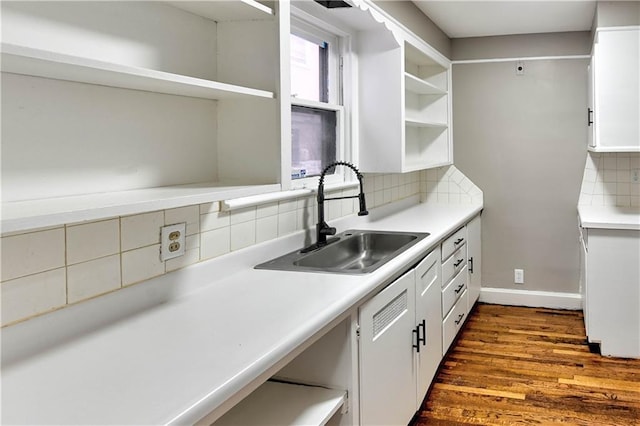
[1,182,280,234]
[1,43,274,101]
[169,0,274,21]
[214,381,346,426]
[1,1,283,234]
[358,19,452,173]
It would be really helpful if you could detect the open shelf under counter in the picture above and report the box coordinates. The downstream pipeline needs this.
[0,43,275,101]
[168,0,274,21]
[404,73,446,95]
[214,381,346,426]
[1,182,281,234]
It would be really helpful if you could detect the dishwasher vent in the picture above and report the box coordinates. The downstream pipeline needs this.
[372,290,408,339]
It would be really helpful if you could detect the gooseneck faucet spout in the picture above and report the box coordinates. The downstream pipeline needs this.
[308,161,368,252]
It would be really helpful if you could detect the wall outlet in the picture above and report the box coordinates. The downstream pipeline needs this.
[632,169,640,184]
[160,223,186,261]
[514,268,524,284]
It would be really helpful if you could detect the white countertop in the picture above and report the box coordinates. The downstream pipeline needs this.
[1,198,482,425]
[578,205,640,230]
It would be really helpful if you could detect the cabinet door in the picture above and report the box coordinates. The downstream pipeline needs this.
[587,58,595,148]
[467,214,482,306]
[359,270,417,426]
[594,29,640,150]
[414,249,442,406]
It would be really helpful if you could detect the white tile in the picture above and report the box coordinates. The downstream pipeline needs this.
[374,190,384,207]
[593,180,604,195]
[451,169,465,184]
[278,199,297,214]
[617,157,631,170]
[121,245,164,286]
[383,174,393,189]
[603,157,617,170]
[629,155,640,169]
[604,181,617,195]
[200,211,230,232]
[591,194,605,206]
[449,181,461,194]
[201,227,230,260]
[67,255,120,304]
[426,169,439,182]
[617,170,630,183]
[199,202,220,215]
[630,184,640,196]
[165,205,200,235]
[297,206,315,231]
[616,196,631,207]
[391,174,400,187]
[166,248,200,272]
[459,178,473,193]
[583,168,597,183]
[1,228,65,282]
[383,188,392,204]
[230,221,256,251]
[66,219,120,266]
[437,180,449,193]
[297,196,314,210]
[256,215,278,243]
[121,211,163,252]
[630,196,640,207]
[603,170,617,183]
[437,192,450,203]
[230,206,257,225]
[257,202,279,218]
[185,234,200,251]
[278,211,297,237]
[327,197,342,220]
[617,183,631,196]
[1,268,66,326]
[578,193,592,206]
[604,194,617,206]
[391,186,400,202]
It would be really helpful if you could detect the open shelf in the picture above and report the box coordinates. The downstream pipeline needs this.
[1,182,280,234]
[1,43,275,100]
[405,118,448,128]
[168,0,274,21]
[404,73,446,95]
[214,381,346,426]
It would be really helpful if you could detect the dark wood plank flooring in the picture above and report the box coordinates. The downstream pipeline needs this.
[411,303,640,425]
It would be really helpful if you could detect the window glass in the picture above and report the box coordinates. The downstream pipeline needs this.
[290,34,328,102]
[291,106,337,178]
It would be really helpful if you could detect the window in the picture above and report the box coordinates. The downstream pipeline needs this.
[290,15,347,186]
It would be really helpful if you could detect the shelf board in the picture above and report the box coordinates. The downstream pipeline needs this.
[214,381,346,426]
[1,182,281,234]
[168,0,274,21]
[404,73,446,95]
[1,43,274,100]
[405,118,448,129]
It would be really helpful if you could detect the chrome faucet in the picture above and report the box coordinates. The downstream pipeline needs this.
[302,161,368,253]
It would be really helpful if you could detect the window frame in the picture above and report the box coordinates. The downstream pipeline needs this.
[289,8,352,190]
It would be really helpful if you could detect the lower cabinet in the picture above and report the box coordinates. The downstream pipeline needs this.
[358,248,442,425]
[466,214,482,306]
[582,227,640,358]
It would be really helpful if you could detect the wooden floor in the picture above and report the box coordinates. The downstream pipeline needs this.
[411,304,640,425]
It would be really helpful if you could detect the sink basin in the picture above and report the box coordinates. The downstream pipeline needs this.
[255,230,430,274]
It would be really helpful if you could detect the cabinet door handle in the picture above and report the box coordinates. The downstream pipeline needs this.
[454,313,465,325]
[469,257,474,273]
[419,319,426,347]
[454,258,464,268]
[412,326,421,353]
[454,283,465,294]
[454,238,464,245]
[588,108,593,126]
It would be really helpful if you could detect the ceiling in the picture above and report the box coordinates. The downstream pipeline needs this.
[412,1,597,38]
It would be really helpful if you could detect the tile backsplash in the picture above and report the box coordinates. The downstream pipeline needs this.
[578,152,640,207]
[1,167,481,326]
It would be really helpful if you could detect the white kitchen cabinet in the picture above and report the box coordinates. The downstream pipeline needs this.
[358,248,442,425]
[0,0,286,233]
[466,214,482,307]
[587,27,640,152]
[357,26,452,173]
[581,227,640,358]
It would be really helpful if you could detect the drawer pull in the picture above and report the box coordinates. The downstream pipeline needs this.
[454,238,464,245]
[412,326,421,353]
[469,257,474,273]
[454,283,465,294]
[418,319,426,347]
[454,313,465,325]
[454,259,464,268]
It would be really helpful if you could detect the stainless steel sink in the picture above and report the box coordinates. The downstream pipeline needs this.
[255,230,430,274]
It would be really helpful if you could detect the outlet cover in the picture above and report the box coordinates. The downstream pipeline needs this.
[632,169,640,184]
[514,268,524,284]
[161,223,186,261]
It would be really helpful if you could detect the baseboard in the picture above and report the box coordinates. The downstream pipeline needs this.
[479,287,583,310]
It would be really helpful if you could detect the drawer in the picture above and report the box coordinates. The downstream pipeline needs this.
[416,247,441,295]
[442,245,466,285]
[441,268,466,318]
[442,290,469,355]
[442,227,466,261]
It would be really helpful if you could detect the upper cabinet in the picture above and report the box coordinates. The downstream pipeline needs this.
[357,20,452,173]
[587,27,640,152]
[1,1,285,233]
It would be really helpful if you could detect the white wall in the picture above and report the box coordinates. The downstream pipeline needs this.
[452,34,589,294]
